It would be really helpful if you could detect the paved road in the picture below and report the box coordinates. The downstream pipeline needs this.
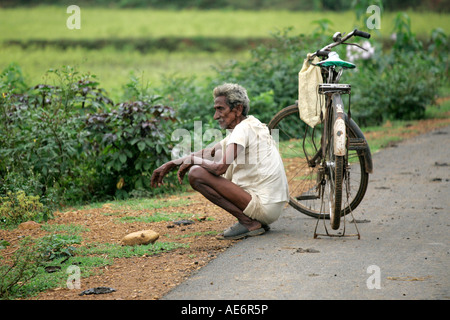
[163,125,450,300]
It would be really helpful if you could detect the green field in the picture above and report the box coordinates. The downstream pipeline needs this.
[1,7,448,40]
[1,7,449,97]
[0,45,247,99]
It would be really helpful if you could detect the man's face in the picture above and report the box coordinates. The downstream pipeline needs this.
[213,96,240,130]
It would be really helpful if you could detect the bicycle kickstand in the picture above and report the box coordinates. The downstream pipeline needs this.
[313,180,361,239]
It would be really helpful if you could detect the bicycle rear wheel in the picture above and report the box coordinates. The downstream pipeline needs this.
[268,104,368,221]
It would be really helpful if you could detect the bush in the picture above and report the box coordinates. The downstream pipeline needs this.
[213,14,447,126]
[0,65,182,206]
[0,190,49,227]
[85,100,182,199]
[213,27,326,124]
[345,13,446,126]
[0,237,44,299]
[0,234,81,299]
[0,65,113,206]
[347,53,442,126]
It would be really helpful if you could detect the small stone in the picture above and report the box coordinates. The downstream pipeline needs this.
[79,287,116,296]
[173,220,195,226]
[121,230,159,246]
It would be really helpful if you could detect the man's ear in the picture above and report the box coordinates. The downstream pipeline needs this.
[234,104,244,116]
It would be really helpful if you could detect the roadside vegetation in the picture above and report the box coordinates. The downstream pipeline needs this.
[1,4,448,224]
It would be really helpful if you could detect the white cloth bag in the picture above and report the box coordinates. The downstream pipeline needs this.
[298,54,325,128]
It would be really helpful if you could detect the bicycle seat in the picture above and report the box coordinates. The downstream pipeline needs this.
[316,52,356,69]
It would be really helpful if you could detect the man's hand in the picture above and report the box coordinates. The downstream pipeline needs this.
[177,155,195,184]
[151,161,176,187]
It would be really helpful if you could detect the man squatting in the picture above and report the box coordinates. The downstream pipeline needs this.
[151,83,289,240]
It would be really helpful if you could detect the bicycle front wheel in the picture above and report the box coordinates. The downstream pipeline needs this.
[268,104,368,220]
[327,102,344,229]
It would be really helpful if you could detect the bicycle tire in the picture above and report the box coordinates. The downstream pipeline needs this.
[329,154,344,230]
[268,104,369,220]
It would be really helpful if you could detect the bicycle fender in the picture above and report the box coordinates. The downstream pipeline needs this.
[332,94,346,156]
[334,118,346,156]
[331,94,373,174]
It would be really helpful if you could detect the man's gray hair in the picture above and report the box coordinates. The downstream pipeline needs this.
[213,83,250,116]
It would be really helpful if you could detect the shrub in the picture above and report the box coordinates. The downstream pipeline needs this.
[0,65,114,206]
[213,15,446,126]
[0,190,49,227]
[0,238,44,299]
[345,13,446,126]
[0,234,81,299]
[1,65,185,206]
[85,99,182,199]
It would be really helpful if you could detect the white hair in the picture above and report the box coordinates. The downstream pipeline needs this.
[213,83,250,116]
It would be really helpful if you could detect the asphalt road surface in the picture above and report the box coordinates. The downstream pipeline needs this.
[163,125,450,300]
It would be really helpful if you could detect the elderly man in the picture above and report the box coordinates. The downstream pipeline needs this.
[151,83,289,240]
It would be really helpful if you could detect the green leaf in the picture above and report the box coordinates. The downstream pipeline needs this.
[114,160,122,171]
[135,176,143,189]
[0,240,11,249]
[135,159,142,171]
[130,138,140,145]
[137,141,146,152]
[119,153,127,164]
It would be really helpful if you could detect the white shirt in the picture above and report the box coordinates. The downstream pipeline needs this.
[221,115,289,205]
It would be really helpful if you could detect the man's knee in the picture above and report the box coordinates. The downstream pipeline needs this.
[188,165,205,188]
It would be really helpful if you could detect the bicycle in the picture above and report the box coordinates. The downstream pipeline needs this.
[268,29,373,236]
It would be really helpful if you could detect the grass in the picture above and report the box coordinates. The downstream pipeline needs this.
[117,211,192,223]
[77,241,188,258]
[0,45,246,99]
[1,7,448,96]
[0,225,188,299]
[167,231,219,239]
[1,7,448,41]
[76,193,193,211]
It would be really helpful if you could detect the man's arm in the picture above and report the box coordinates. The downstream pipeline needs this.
[151,141,222,187]
[177,143,243,183]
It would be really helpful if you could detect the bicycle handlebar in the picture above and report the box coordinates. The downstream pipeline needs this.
[311,29,371,59]
[316,50,331,57]
[353,29,371,39]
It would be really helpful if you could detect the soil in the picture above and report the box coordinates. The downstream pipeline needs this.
[1,113,449,300]
[1,191,238,300]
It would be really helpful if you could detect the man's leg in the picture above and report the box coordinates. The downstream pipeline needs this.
[188,165,261,231]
